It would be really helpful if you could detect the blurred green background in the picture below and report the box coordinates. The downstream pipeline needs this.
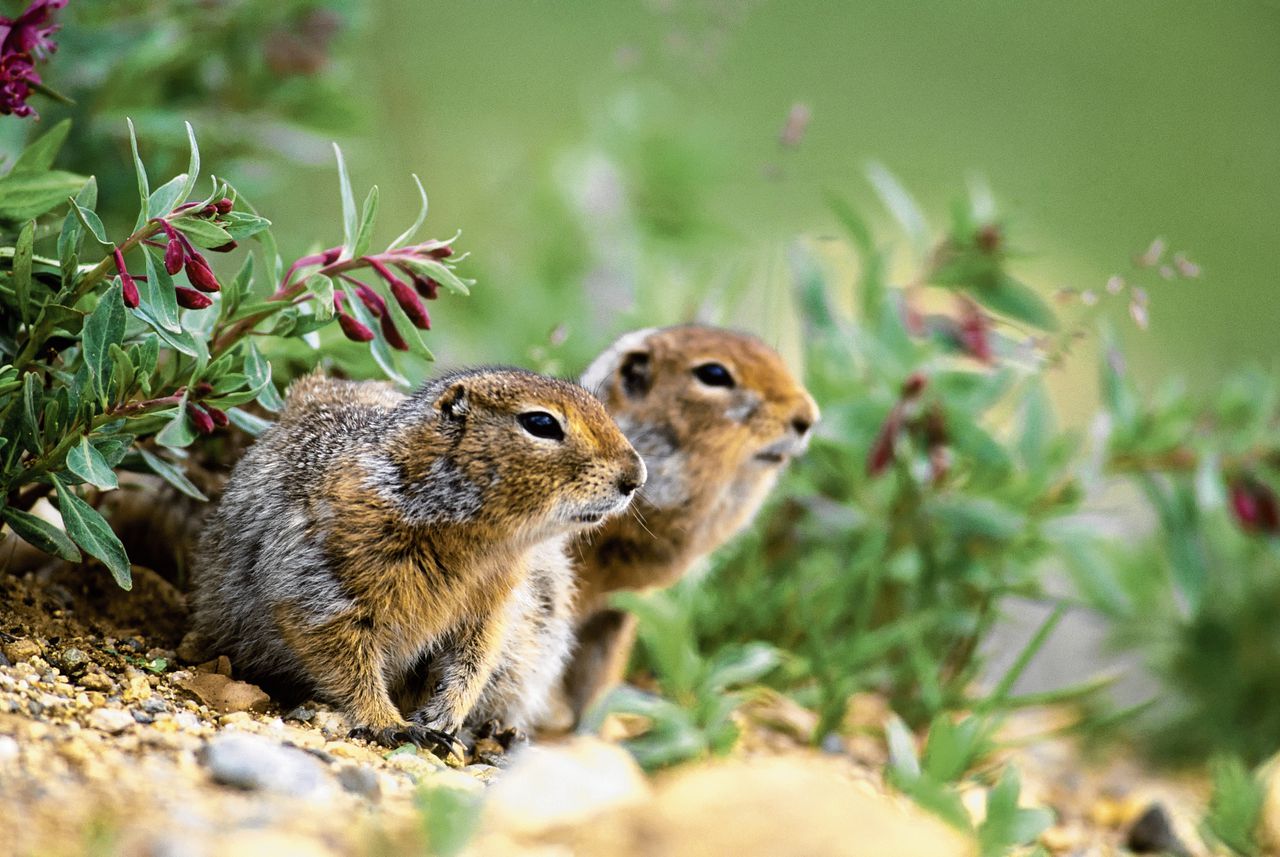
[266,0,1279,403]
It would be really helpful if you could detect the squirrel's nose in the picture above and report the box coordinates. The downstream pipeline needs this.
[617,456,647,497]
[791,416,813,436]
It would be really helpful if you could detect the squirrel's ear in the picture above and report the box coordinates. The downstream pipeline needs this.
[618,351,652,400]
[436,382,469,422]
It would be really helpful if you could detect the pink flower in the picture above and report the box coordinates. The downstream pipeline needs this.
[0,0,65,118]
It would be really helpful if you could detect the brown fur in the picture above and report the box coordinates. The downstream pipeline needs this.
[187,368,644,751]
[562,325,818,719]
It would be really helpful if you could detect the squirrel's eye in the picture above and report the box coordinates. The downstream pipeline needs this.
[518,411,565,441]
[693,362,735,388]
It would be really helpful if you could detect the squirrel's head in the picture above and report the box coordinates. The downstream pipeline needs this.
[384,368,645,540]
[581,325,818,515]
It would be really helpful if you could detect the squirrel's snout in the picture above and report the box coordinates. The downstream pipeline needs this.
[617,455,647,498]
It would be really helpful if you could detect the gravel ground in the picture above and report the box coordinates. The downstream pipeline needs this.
[0,559,1246,857]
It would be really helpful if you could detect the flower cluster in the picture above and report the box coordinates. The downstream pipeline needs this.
[280,240,452,351]
[866,373,950,483]
[0,0,65,118]
[112,199,236,310]
[186,382,229,436]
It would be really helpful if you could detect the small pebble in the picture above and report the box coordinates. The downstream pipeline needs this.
[1126,803,1190,857]
[2,639,42,663]
[336,765,381,800]
[132,709,154,724]
[286,706,315,723]
[200,733,333,798]
[140,696,169,714]
[88,708,135,734]
[59,647,89,676]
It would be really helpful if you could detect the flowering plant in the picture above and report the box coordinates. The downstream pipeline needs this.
[0,120,469,588]
[0,0,67,118]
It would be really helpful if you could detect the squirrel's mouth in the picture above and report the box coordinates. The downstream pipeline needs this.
[754,450,788,464]
[573,512,605,524]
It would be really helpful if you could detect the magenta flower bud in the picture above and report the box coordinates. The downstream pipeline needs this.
[389,278,431,330]
[200,204,217,217]
[120,273,140,309]
[902,372,927,399]
[204,404,230,428]
[164,238,185,275]
[111,247,140,308]
[1230,479,1280,535]
[189,405,216,436]
[215,197,234,214]
[321,246,343,265]
[209,240,238,253]
[410,272,440,300]
[175,287,213,310]
[192,381,214,398]
[957,303,993,364]
[429,244,453,259]
[353,282,387,318]
[380,313,410,351]
[185,256,221,293]
[337,311,375,343]
[866,405,903,478]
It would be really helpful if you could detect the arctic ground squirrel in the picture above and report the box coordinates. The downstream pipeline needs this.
[559,324,818,720]
[186,368,645,753]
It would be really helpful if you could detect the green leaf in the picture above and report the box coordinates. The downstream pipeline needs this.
[333,144,358,255]
[13,220,34,323]
[0,170,89,220]
[353,185,378,259]
[1,506,81,563]
[179,121,200,205]
[173,217,233,249]
[702,642,779,694]
[134,304,206,359]
[57,177,96,265]
[402,257,471,296]
[156,397,198,449]
[11,118,72,173]
[974,274,1058,331]
[51,474,131,589]
[978,767,1054,857]
[219,211,271,241]
[138,447,207,502]
[866,161,930,264]
[921,715,994,783]
[1204,756,1265,856]
[71,201,111,246]
[226,406,272,436]
[126,118,150,230]
[109,343,135,403]
[82,287,127,406]
[388,173,429,250]
[884,715,921,780]
[141,245,182,334]
[21,371,41,452]
[67,435,119,490]
[306,274,335,320]
[147,174,187,219]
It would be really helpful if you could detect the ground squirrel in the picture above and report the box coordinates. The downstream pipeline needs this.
[559,324,819,719]
[186,368,645,752]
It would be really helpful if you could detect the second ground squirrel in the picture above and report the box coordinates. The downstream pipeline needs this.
[559,324,819,720]
[186,367,645,752]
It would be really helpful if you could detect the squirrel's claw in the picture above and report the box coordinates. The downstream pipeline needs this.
[346,724,459,759]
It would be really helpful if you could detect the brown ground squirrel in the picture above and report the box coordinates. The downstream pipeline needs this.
[560,324,819,719]
[186,368,645,752]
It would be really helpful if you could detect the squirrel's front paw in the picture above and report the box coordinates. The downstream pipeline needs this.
[348,724,461,758]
